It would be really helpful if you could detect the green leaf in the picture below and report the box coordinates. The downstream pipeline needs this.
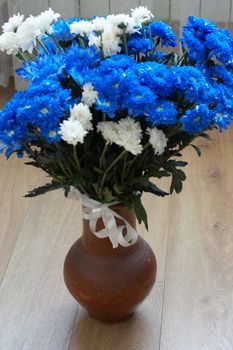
[133,196,148,230]
[191,144,201,157]
[134,178,169,197]
[170,169,186,194]
[200,133,211,141]
[169,160,188,167]
[25,183,63,197]
[93,167,104,175]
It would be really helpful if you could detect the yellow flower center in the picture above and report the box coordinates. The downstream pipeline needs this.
[7,130,14,137]
[49,131,57,137]
[41,107,49,114]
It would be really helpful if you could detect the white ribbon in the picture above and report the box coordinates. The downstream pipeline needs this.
[68,187,138,249]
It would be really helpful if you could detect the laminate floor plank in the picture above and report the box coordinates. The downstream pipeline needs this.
[0,186,82,350]
[0,156,41,284]
[160,128,233,350]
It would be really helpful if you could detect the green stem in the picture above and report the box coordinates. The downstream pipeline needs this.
[121,152,128,182]
[100,149,126,188]
[167,123,182,137]
[55,143,72,178]
[177,50,187,66]
[142,24,146,38]
[99,143,108,168]
[36,38,49,54]
[50,35,65,52]
[148,25,154,52]
[123,31,128,55]
[73,145,81,171]
[17,50,28,62]
[79,37,85,48]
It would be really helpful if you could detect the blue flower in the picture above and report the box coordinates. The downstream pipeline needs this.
[128,34,152,54]
[95,98,119,118]
[0,81,72,157]
[17,53,66,82]
[96,54,135,71]
[169,66,215,103]
[66,43,101,85]
[51,19,77,42]
[185,16,216,40]
[124,84,157,117]
[148,99,178,125]
[205,29,233,67]
[130,62,174,98]
[180,104,213,134]
[181,16,233,67]
[181,28,206,62]
[149,21,177,47]
[212,111,232,130]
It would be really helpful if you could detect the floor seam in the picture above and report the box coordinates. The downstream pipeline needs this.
[0,170,42,289]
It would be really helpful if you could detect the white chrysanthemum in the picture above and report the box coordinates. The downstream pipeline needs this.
[107,14,138,35]
[16,16,41,53]
[88,33,101,49]
[91,17,107,32]
[108,14,130,26]
[131,6,154,24]
[147,127,167,155]
[101,23,121,57]
[70,20,93,37]
[2,13,24,33]
[59,119,87,145]
[0,32,19,54]
[98,117,143,155]
[70,103,93,131]
[97,121,118,144]
[82,83,99,107]
[116,118,143,155]
[36,8,60,35]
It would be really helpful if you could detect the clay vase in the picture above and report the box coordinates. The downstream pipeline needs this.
[63,204,157,324]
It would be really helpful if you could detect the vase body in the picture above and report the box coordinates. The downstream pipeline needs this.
[63,204,157,323]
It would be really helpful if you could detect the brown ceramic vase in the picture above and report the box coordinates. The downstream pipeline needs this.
[63,204,157,324]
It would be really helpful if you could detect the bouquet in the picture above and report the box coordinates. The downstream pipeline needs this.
[0,6,233,229]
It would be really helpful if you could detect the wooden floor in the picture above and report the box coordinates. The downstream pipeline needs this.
[1,85,233,350]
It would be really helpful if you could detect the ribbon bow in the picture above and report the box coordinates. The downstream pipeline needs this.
[68,187,138,249]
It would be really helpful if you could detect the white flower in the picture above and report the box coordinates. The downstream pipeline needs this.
[108,14,130,26]
[91,17,107,32]
[0,31,19,54]
[70,20,93,37]
[131,6,154,24]
[116,118,143,155]
[59,119,87,145]
[107,14,138,35]
[147,127,167,155]
[88,33,101,49]
[36,8,60,35]
[97,121,118,144]
[98,117,143,155]
[2,13,24,33]
[16,16,41,53]
[101,23,121,57]
[70,103,93,131]
[82,83,98,106]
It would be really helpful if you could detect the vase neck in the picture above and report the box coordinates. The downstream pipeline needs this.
[81,204,138,255]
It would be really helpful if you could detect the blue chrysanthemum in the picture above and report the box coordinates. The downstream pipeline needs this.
[17,53,66,82]
[148,99,178,125]
[128,34,152,55]
[51,18,78,42]
[180,104,213,134]
[66,43,101,85]
[130,62,174,98]
[149,21,177,47]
